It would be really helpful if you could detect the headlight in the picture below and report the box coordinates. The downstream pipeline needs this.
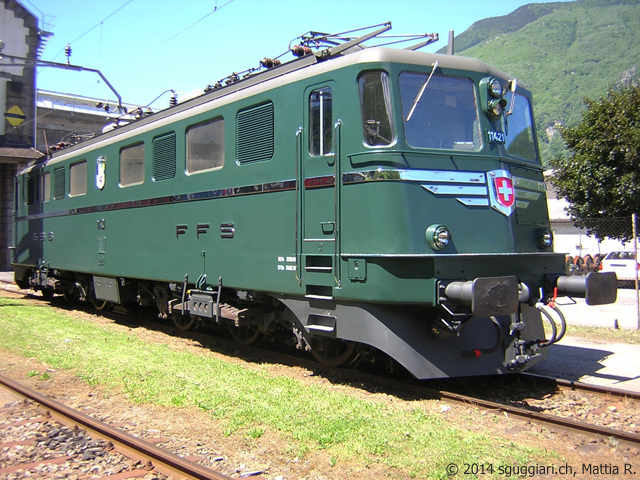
[488,98,507,120]
[537,228,554,249]
[480,77,507,121]
[426,224,451,251]
[489,78,503,98]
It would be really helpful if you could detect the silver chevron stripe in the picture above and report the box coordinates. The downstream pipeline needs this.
[513,176,546,210]
[343,168,545,211]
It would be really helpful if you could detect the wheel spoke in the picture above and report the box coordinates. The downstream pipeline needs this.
[91,298,109,311]
[310,338,357,367]
[172,314,196,331]
[227,323,261,346]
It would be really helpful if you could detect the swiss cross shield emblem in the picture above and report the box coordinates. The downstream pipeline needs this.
[494,176,514,207]
[488,170,516,216]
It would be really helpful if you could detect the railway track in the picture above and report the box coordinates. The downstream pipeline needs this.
[0,373,235,480]
[2,285,639,459]
[433,378,640,449]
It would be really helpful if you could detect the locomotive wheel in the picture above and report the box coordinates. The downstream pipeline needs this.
[41,289,54,300]
[64,288,80,304]
[91,298,109,311]
[226,323,261,346]
[172,314,196,331]
[309,337,357,367]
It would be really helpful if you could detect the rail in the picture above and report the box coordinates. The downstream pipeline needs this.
[0,373,234,480]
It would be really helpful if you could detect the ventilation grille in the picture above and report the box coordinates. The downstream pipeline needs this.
[153,132,176,181]
[53,167,65,200]
[236,102,274,164]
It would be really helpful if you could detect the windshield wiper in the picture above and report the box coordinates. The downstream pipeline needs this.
[405,61,439,122]
[506,78,517,116]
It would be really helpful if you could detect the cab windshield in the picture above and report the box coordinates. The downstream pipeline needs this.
[399,72,480,151]
[504,93,538,163]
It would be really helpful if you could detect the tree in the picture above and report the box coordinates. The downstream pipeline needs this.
[549,84,640,240]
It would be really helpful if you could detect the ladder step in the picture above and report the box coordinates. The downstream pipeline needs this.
[305,294,334,300]
[305,266,333,272]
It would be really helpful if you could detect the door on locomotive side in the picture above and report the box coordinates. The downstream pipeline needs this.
[298,81,341,299]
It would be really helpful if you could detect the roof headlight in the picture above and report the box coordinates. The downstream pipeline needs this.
[489,78,503,98]
[480,77,507,121]
[426,224,451,251]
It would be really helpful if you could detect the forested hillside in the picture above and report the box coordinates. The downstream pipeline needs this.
[442,0,640,164]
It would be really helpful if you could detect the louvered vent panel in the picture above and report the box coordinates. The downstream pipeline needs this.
[236,102,274,164]
[153,133,176,181]
[53,167,65,200]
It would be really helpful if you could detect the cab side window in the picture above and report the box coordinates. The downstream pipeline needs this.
[358,71,395,146]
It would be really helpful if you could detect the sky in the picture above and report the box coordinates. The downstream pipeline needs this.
[22,0,575,108]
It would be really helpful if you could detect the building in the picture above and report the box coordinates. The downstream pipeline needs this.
[545,171,636,269]
[36,89,142,153]
[0,0,48,270]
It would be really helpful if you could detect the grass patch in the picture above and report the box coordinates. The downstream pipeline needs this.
[566,325,640,344]
[0,294,561,478]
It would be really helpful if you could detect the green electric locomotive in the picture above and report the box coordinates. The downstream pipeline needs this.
[12,24,616,379]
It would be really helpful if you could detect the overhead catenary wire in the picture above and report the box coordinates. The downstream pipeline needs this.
[45,0,134,63]
[101,0,237,103]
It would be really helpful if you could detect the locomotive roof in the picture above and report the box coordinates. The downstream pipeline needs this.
[22,47,517,174]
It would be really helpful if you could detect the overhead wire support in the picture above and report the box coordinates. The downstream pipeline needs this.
[0,53,124,113]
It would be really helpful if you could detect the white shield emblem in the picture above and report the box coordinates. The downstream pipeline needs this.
[488,169,515,216]
[96,156,106,190]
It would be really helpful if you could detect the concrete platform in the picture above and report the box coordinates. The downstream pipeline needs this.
[1,270,639,392]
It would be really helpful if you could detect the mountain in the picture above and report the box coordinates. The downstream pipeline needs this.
[440,0,640,164]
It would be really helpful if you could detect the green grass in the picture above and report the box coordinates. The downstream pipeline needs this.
[566,325,640,345]
[0,294,562,478]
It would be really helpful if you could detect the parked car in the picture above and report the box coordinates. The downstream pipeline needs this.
[600,251,639,286]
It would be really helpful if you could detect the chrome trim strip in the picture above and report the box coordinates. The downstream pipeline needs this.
[15,179,297,222]
[16,167,546,223]
[342,169,485,184]
[422,185,488,196]
[457,198,490,206]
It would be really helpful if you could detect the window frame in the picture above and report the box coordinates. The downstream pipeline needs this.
[186,116,225,174]
[41,172,51,203]
[399,72,481,152]
[308,87,333,157]
[69,160,88,197]
[119,142,146,187]
[358,70,396,148]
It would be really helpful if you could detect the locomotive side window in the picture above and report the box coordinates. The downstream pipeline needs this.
[400,73,480,151]
[504,93,538,163]
[120,142,145,187]
[53,167,65,200]
[309,88,332,156]
[41,172,50,203]
[25,175,37,205]
[186,117,225,173]
[236,102,274,164]
[25,172,50,205]
[69,160,88,197]
[358,71,395,146]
